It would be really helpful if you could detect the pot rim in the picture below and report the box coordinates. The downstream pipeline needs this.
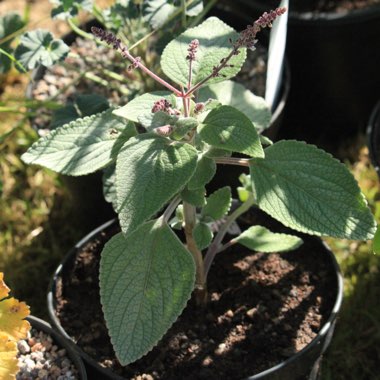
[26,315,88,380]
[47,218,343,380]
[240,0,380,25]
[367,100,380,175]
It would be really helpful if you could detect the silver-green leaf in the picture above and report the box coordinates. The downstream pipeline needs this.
[198,80,271,132]
[201,186,231,220]
[161,17,246,87]
[113,92,176,123]
[100,220,195,365]
[187,155,216,190]
[233,225,303,253]
[193,222,213,251]
[198,105,264,158]
[116,134,198,234]
[21,109,136,176]
[250,140,376,240]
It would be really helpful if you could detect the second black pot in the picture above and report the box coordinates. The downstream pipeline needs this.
[238,1,380,152]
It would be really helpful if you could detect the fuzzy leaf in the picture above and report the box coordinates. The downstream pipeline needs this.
[233,225,303,253]
[161,17,246,87]
[113,92,177,123]
[187,155,216,190]
[100,220,195,365]
[138,111,178,131]
[250,140,377,240]
[22,110,136,176]
[14,29,69,71]
[50,94,110,129]
[0,335,18,380]
[172,117,198,140]
[198,81,271,132]
[202,186,231,220]
[193,222,213,250]
[116,135,197,234]
[198,105,264,158]
[181,187,206,207]
[102,165,117,210]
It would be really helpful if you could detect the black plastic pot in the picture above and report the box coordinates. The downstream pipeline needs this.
[47,218,343,380]
[367,100,380,176]
[238,1,380,152]
[26,315,87,379]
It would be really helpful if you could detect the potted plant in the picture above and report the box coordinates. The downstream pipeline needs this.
[235,0,380,153]
[0,272,87,379]
[21,7,377,379]
[26,0,290,207]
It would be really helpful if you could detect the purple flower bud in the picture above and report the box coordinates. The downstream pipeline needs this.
[152,99,172,113]
[194,103,205,114]
[154,125,173,136]
[91,27,123,51]
[186,39,200,61]
[233,7,286,50]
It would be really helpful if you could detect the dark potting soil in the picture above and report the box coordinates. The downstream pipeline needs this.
[54,210,337,380]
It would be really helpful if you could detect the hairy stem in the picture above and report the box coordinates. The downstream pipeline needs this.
[214,157,251,167]
[183,202,207,305]
[203,194,255,278]
[185,48,238,96]
[162,196,182,223]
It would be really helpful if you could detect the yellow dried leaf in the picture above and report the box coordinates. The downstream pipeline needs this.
[0,298,30,341]
[0,273,10,300]
[0,334,18,380]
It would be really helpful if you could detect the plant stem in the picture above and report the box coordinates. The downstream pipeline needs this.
[203,194,255,278]
[214,157,251,167]
[162,196,182,223]
[185,48,238,96]
[181,0,187,28]
[68,19,95,41]
[183,201,207,305]
[122,48,182,96]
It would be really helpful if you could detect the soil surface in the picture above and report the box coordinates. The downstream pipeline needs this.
[54,210,337,380]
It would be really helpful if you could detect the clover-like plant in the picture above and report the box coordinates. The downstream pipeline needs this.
[21,7,377,366]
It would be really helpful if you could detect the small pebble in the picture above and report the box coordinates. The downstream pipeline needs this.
[246,307,257,319]
[225,309,234,318]
[16,327,79,379]
[17,340,31,354]
[214,343,227,355]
